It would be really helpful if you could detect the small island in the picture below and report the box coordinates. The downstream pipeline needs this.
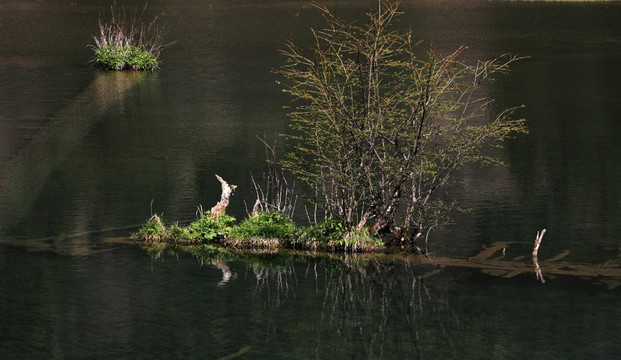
[131,175,386,253]
[90,5,169,71]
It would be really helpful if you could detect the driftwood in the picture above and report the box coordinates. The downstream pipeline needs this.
[210,175,237,219]
[407,238,621,288]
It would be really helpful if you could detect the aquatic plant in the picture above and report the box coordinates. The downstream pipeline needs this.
[131,174,386,252]
[94,44,158,71]
[90,5,170,71]
[131,214,169,242]
[131,209,385,252]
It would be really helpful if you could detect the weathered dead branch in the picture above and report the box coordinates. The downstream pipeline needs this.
[532,229,546,257]
[532,229,547,282]
[210,175,237,219]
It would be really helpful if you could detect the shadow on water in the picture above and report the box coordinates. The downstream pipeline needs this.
[0,72,144,251]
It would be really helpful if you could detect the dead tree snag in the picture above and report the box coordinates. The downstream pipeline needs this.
[210,175,237,219]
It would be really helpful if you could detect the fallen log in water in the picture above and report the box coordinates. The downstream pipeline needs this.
[405,240,621,287]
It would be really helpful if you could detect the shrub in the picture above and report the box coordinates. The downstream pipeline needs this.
[279,0,526,242]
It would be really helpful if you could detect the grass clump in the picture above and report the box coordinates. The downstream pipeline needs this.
[185,213,236,243]
[293,217,346,249]
[131,212,235,244]
[90,5,170,71]
[336,228,386,252]
[227,211,296,248]
[94,44,158,71]
[132,210,386,253]
[131,214,170,243]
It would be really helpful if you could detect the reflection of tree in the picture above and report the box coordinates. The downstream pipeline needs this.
[136,246,621,358]
[253,263,297,308]
[150,243,621,358]
[232,255,460,359]
[311,262,458,360]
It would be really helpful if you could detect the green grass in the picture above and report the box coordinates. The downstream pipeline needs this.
[94,45,158,71]
[131,214,170,242]
[230,211,297,241]
[185,213,236,242]
[90,5,169,71]
[131,211,386,253]
[293,217,346,249]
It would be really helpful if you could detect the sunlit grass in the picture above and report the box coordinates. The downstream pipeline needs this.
[131,211,387,253]
[90,5,171,71]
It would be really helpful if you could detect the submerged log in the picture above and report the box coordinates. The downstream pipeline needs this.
[407,239,621,287]
[210,175,237,219]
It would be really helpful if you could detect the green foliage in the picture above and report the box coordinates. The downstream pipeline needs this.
[230,211,297,241]
[90,5,169,71]
[131,209,383,252]
[169,224,201,244]
[333,228,385,252]
[131,214,169,242]
[131,212,235,244]
[295,217,346,246]
[94,44,158,71]
[186,212,236,242]
[279,0,527,241]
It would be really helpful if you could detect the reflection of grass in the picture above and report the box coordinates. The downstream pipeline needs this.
[144,242,384,272]
[139,237,621,291]
[132,211,386,253]
[184,244,294,269]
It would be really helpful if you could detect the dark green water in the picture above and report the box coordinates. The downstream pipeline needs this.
[1,0,621,358]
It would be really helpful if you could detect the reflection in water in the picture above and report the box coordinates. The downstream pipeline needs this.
[311,262,457,359]
[171,245,621,359]
[185,248,460,359]
[1,242,619,359]
[212,259,235,287]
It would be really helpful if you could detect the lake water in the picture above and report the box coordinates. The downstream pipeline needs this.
[1,0,621,358]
